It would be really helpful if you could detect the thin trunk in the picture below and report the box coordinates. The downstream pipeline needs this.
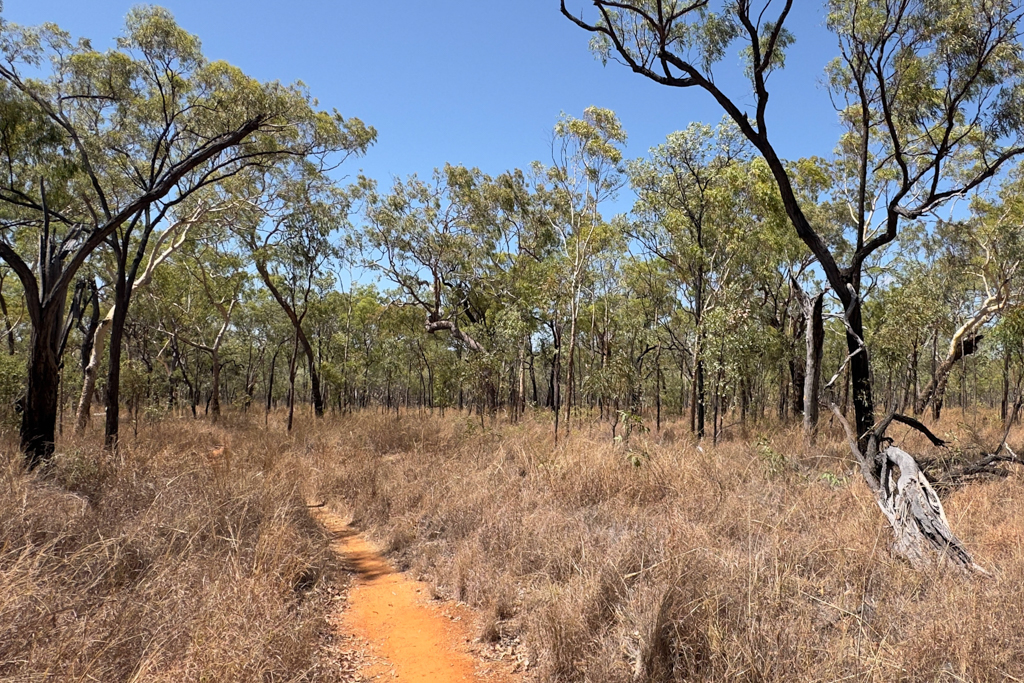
[287,332,299,433]
[0,281,15,355]
[75,314,111,433]
[266,345,279,424]
[564,309,578,436]
[1002,344,1010,423]
[802,291,825,443]
[210,349,221,423]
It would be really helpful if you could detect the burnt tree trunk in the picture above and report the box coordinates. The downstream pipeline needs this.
[104,267,130,450]
[210,349,221,423]
[794,283,825,443]
[22,301,65,469]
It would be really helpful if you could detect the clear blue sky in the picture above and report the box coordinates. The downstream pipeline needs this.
[2,1,844,213]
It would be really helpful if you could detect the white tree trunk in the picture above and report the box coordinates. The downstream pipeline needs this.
[74,313,112,433]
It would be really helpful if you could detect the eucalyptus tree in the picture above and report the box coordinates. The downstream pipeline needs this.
[0,7,373,464]
[356,165,495,355]
[913,173,1024,418]
[175,234,247,422]
[561,0,1024,569]
[73,202,209,434]
[543,107,626,435]
[234,162,363,419]
[629,120,749,438]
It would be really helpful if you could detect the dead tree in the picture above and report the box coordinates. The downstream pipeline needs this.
[831,406,985,572]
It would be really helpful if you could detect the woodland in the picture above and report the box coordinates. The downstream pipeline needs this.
[3,1,1024,681]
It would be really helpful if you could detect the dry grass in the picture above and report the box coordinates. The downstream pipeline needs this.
[0,413,352,682]
[309,409,1024,682]
[4,407,1022,682]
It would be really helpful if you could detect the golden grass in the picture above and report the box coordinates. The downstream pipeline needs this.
[309,409,1024,682]
[0,414,351,682]
[3,407,1023,682]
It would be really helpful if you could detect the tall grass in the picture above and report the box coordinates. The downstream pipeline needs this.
[312,409,1024,682]
[0,414,349,682]
[4,407,1021,681]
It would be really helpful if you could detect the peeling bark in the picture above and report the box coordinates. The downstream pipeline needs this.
[831,405,984,572]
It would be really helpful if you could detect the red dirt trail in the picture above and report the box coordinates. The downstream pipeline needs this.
[316,509,521,683]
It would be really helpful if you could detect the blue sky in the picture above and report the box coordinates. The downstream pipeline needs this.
[3,0,846,216]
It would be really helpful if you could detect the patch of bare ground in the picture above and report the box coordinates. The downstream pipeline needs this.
[307,410,1024,682]
[315,506,523,682]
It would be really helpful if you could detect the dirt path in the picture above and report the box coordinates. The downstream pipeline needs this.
[316,508,521,683]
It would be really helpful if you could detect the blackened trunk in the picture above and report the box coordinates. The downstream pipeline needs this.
[22,302,65,469]
[694,341,705,440]
[803,292,825,442]
[210,350,221,423]
[845,297,875,450]
[1002,345,1010,423]
[104,274,129,450]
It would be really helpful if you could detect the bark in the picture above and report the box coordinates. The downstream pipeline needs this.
[77,279,100,373]
[879,445,980,570]
[0,276,15,355]
[563,311,579,435]
[210,349,221,423]
[286,332,299,432]
[693,342,705,439]
[22,302,64,469]
[266,345,279,424]
[1001,344,1010,424]
[20,207,73,468]
[793,282,825,442]
[802,293,825,442]
[103,264,134,450]
[831,406,984,572]
[915,333,984,419]
[75,314,111,432]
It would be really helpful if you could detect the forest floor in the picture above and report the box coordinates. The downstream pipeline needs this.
[3,408,1024,682]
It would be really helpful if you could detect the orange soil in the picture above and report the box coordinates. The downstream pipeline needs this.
[317,509,520,683]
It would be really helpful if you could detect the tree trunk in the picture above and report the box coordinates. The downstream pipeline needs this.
[564,310,578,436]
[22,302,64,469]
[832,408,983,572]
[254,262,325,417]
[210,349,221,423]
[103,271,130,450]
[1002,344,1010,424]
[75,314,111,433]
[803,292,825,442]
[0,282,16,355]
[693,336,705,439]
[915,333,984,419]
[793,285,825,443]
[266,345,279,425]
[287,333,299,433]
[844,294,875,449]
[879,445,980,570]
